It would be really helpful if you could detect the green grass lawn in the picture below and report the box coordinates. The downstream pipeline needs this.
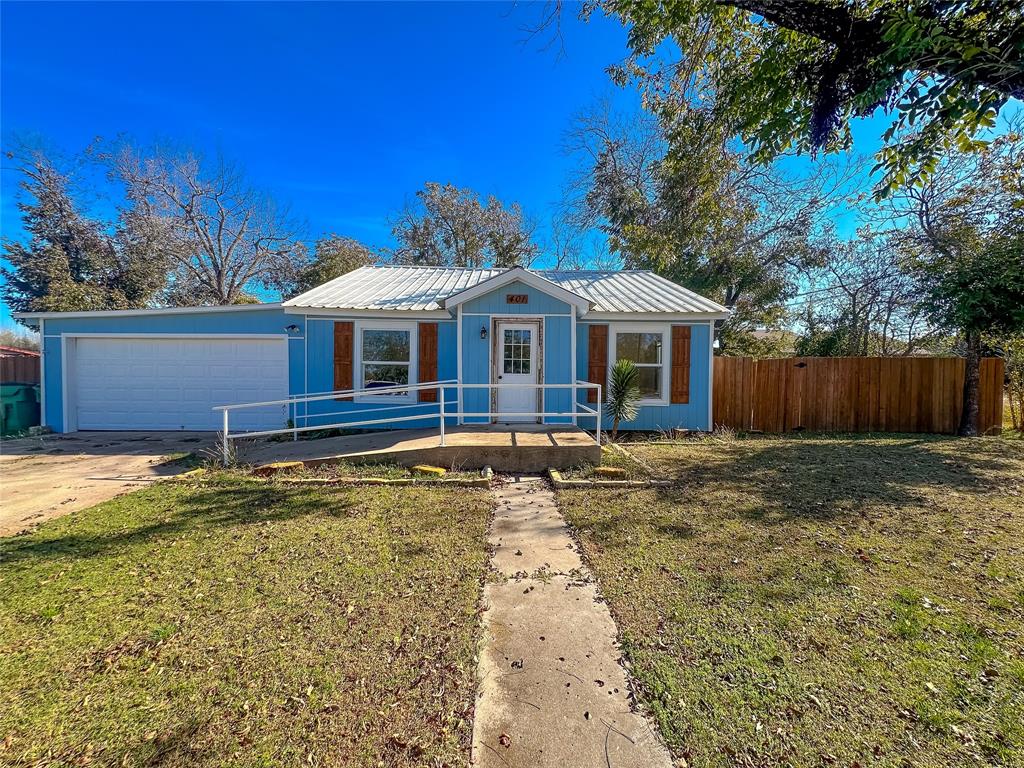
[560,434,1024,768]
[0,477,492,767]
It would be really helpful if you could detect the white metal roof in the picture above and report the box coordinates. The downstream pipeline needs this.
[284,266,728,316]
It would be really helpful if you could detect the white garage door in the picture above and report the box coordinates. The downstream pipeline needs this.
[72,337,289,431]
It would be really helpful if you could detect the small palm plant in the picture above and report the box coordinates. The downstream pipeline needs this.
[605,359,641,442]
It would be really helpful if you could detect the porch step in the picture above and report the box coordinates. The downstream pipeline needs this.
[238,425,600,473]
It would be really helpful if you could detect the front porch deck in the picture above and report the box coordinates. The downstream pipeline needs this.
[238,424,600,473]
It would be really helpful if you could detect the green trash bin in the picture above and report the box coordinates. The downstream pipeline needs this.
[0,382,41,436]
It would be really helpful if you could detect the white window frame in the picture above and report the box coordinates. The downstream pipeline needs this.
[607,323,670,406]
[354,319,418,403]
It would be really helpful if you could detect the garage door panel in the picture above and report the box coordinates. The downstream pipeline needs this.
[73,337,289,431]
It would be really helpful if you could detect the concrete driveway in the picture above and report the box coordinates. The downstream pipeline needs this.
[0,431,210,537]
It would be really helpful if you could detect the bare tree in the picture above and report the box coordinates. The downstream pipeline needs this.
[276,234,378,299]
[110,146,307,305]
[795,235,935,357]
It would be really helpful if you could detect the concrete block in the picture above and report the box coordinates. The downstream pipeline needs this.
[173,468,207,481]
[251,461,304,477]
[411,464,447,477]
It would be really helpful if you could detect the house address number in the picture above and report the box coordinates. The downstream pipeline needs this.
[506,294,528,304]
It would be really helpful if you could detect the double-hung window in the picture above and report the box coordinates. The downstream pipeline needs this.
[611,326,668,402]
[358,322,416,400]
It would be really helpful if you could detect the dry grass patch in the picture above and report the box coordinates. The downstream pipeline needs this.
[0,477,492,767]
[559,434,1024,767]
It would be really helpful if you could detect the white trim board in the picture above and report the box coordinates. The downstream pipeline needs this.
[59,333,290,340]
[583,311,729,322]
[39,317,46,430]
[15,303,283,321]
[708,321,715,431]
[285,307,452,319]
[570,310,577,424]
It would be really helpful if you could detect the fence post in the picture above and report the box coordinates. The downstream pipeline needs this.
[221,409,230,466]
[439,384,446,447]
[595,384,602,445]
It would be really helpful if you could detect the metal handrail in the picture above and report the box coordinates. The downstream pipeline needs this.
[213,379,602,464]
[213,380,458,411]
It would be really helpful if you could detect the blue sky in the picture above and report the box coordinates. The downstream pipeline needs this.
[0,2,653,328]
[0,1,939,331]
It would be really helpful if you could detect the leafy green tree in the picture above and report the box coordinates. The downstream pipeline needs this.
[896,131,1024,435]
[590,0,1023,193]
[605,358,641,441]
[280,235,377,298]
[391,182,539,267]
[914,226,1024,434]
[1,151,167,316]
[994,332,1024,432]
[564,104,843,355]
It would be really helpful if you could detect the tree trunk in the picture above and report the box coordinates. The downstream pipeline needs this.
[611,416,620,443]
[958,329,981,437]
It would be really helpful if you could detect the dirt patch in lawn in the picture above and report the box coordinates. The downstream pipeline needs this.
[558,434,1024,767]
[0,477,492,767]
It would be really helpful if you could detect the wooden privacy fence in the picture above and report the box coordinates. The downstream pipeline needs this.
[0,356,40,384]
[713,356,1005,435]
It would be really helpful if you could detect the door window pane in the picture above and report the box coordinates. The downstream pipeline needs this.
[502,328,531,375]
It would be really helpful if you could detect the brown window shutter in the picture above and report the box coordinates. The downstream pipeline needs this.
[587,324,608,403]
[333,321,354,400]
[418,322,438,402]
[671,325,692,404]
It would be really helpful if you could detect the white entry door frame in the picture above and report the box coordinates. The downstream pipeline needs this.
[491,318,542,423]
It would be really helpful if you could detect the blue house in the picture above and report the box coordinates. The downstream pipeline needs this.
[16,266,728,436]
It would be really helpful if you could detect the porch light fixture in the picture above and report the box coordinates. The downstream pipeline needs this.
[285,324,300,333]
[480,325,488,340]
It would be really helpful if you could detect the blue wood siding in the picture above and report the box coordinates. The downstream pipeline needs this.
[300,318,457,429]
[461,281,572,316]
[575,321,712,431]
[460,314,491,423]
[543,315,573,423]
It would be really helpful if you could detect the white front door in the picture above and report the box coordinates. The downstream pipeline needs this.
[495,321,539,423]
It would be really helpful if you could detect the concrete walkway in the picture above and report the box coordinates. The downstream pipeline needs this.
[472,477,672,768]
[0,432,207,537]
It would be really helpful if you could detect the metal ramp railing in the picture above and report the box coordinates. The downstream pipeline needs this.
[212,379,602,464]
